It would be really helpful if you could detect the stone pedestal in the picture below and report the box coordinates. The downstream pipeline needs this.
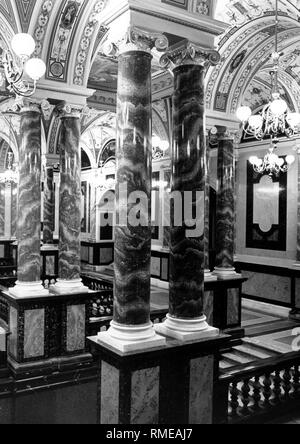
[3,290,95,376]
[53,107,88,295]
[9,104,48,298]
[89,333,229,425]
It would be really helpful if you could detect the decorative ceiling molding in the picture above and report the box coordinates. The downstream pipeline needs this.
[46,0,89,83]
[72,0,108,87]
[15,0,36,32]
[0,0,17,32]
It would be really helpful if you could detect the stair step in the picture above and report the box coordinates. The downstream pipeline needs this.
[220,359,237,370]
[235,344,274,360]
[222,352,255,365]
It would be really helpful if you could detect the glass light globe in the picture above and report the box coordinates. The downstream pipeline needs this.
[249,156,258,166]
[152,136,161,147]
[270,98,288,116]
[286,155,295,165]
[287,113,300,128]
[277,158,284,167]
[256,158,263,167]
[11,33,36,59]
[248,115,263,130]
[160,140,170,152]
[236,106,252,122]
[269,153,279,165]
[25,58,46,81]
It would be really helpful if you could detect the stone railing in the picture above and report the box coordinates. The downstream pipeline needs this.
[215,353,300,424]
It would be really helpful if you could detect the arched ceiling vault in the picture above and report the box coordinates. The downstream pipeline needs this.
[208,1,300,116]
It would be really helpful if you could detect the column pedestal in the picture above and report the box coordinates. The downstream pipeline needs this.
[89,333,229,425]
[9,281,49,298]
[155,315,218,342]
[205,269,218,282]
[98,322,166,354]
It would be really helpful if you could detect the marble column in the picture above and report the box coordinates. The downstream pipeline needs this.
[214,130,239,279]
[53,106,88,295]
[43,166,55,246]
[204,133,217,282]
[296,154,300,264]
[10,104,48,297]
[98,28,168,352]
[156,42,220,341]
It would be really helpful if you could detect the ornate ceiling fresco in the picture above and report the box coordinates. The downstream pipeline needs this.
[0,0,298,120]
[208,0,300,114]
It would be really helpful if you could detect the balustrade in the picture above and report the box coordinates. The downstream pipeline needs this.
[218,356,300,424]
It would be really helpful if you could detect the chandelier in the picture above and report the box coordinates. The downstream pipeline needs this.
[250,138,295,176]
[0,33,46,97]
[0,152,18,184]
[236,0,300,140]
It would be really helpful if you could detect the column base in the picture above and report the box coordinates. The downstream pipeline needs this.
[97,321,166,354]
[213,267,241,280]
[204,270,218,282]
[155,314,219,342]
[41,244,58,251]
[9,281,49,298]
[51,279,89,295]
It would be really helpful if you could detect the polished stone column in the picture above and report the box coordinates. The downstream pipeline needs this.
[296,153,300,264]
[204,135,217,282]
[53,106,88,294]
[43,166,55,246]
[156,42,220,341]
[214,130,239,279]
[10,104,48,297]
[98,28,168,352]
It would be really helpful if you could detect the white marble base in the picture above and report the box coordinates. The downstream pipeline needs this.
[51,279,89,295]
[41,244,58,251]
[155,323,219,342]
[204,270,218,282]
[155,314,219,342]
[98,322,166,354]
[9,281,49,298]
[213,267,241,280]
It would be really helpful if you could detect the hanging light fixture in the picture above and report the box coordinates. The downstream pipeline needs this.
[0,33,46,97]
[236,0,300,140]
[0,151,18,185]
[249,137,295,176]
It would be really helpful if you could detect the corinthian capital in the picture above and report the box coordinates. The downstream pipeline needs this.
[103,26,169,56]
[56,102,90,119]
[160,40,220,70]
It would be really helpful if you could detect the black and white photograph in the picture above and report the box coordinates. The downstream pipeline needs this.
[0,0,299,429]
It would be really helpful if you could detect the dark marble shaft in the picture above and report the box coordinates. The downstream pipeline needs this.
[297,155,300,262]
[18,110,42,283]
[58,117,81,281]
[204,148,211,271]
[114,51,152,326]
[215,137,236,269]
[169,64,206,320]
[43,167,55,244]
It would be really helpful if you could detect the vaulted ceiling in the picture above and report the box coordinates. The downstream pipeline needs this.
[0,0,299,118]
